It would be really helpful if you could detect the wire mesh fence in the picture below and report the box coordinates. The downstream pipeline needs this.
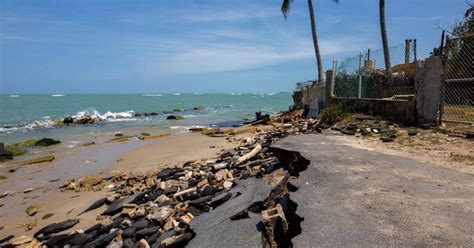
[441,33,474,124]
[333,41,416,99]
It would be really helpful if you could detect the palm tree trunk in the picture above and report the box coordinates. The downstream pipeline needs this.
[307,0,324,83]
[379,0,391,72]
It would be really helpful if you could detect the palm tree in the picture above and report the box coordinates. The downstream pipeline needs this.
[379,0,391,72]
[281,0,338,83]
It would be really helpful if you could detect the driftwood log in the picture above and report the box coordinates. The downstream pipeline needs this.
[236,144,262,165]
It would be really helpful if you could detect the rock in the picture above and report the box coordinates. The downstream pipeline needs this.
[11,235,33,246]
[0,235,14,244]
[166,115,183,120]
[466,131,474,139]
[74,115,94,125]
[67,233,94,246]
[147,206,174,225]
[115,133,124,137]
[145,112,158,116]
[23,188,34,193]
[79,174,103,188]
[223,181,233,190]
[161,233,194,247]
[63,117,74,124]
[139,239,151,248]
[102,194,138,216]
[193,106,205,110]
[34,138,61,146]
[44,234,70,247]
[34,219,80,237]
[214,169,228,181]
[210,192,232,209]
[173,108,182,112]
[84,230,119,247]
[26,205,41,216]
[156,168,178,179]
[407,129,418,136]
[121,203,138,216]
[82,141,96,146]
[42,213,54,220]
[140,133,171,140]
[0,143,13,160]
[380,136,395,142]
[4,145,27,157]
[78,197,106,215]
[136,226,161,239]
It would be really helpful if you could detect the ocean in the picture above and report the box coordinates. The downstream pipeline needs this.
[0,93,293,145]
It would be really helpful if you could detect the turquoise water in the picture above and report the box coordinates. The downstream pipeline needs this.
[0,93,292,144]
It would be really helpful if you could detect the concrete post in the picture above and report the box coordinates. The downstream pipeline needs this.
[325,70,334,107]
[415,56,443,125]
[358,52,362,98]
[405,39,411,64]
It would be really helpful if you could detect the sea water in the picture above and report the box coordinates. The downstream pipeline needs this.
[0,93,292,144]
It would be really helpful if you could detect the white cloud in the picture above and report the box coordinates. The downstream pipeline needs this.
[146,33,372,75]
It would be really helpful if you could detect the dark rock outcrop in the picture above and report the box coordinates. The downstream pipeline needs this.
[34,138,61,147]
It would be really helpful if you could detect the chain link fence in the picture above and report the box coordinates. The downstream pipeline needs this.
[333,41,416,99]
[441,33,474,124]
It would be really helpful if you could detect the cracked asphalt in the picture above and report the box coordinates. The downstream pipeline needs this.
[274,134,474,247]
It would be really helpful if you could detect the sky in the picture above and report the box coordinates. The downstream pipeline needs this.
[0,0,470,93]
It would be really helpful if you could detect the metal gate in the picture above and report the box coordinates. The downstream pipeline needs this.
[440,33,474,124]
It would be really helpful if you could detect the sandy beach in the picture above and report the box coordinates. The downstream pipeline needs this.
[0,132,239,237]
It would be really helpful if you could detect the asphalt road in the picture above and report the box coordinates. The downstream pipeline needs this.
[273,134,474,247]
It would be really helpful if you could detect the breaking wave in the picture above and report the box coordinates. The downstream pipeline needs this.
[72,109,135,120]
[0,109,137,134]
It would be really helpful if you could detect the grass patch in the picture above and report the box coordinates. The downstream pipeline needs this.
[0,175,7,180]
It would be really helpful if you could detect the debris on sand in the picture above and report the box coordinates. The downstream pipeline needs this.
[3,111,321,247]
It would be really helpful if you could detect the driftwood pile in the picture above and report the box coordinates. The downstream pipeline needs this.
[1,117,320,248]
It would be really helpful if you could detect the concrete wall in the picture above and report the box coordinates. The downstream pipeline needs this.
[415,56,443,125]
[331,97,416,123]
[292,83,326,114]
[292,57,443,124]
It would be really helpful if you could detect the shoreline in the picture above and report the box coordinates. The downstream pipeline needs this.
[0,131,240,237]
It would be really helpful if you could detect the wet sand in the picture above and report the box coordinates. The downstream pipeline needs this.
[0,132,237,237]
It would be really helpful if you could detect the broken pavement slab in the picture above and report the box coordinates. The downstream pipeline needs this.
[272,134,474,247]
[187,176,280,247]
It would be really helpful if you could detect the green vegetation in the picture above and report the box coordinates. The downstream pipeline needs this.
[320,104,351,126]
[0,175,7,180]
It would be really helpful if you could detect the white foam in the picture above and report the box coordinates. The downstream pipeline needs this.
[143,94,162,97]
[173,93,181,96]
[9,95,19,97]
[72,109,135,121]
[52,94,65,97]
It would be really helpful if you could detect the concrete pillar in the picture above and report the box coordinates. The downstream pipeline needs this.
[325,70,334,107]
[415,56,443,125]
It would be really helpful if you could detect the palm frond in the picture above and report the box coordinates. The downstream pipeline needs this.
[281,0,294,20]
